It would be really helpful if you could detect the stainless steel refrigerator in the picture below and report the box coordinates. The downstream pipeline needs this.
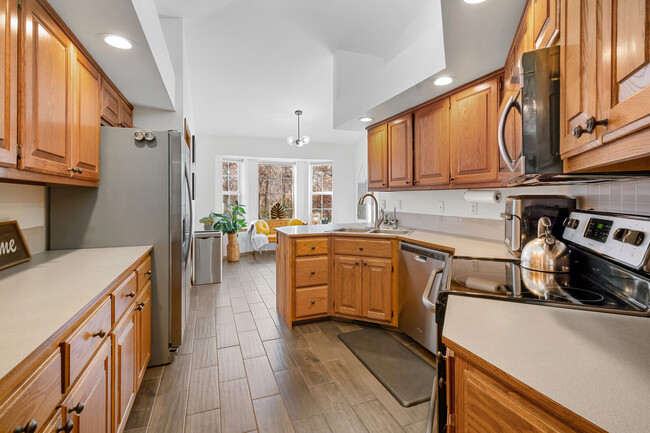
[49,127,192,366]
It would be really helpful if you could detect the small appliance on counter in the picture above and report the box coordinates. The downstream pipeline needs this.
[501,194,576,256]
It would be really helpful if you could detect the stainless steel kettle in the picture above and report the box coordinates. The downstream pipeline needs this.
[520,217,570,273]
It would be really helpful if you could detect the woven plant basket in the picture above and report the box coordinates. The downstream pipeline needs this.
[227,233,240,262]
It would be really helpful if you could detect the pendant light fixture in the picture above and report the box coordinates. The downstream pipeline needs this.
[287,110,310,147]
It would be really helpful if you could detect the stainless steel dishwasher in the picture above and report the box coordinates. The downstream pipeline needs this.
[398,242,450,354]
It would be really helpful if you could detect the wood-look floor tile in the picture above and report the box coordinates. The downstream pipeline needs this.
[124,428,147,433]
[158,354,192,395]
[197,299,216,318]
[231,297,250,313]
[291,347,333,387]
[220,378,257,433]
[216,306,235,325]
[234,312,257,333]
[255,318,282,341]
[217,323,240,348]
[228,286,246,299]
[310,383,368,433]
[261,294,276,308]
[291,415,332,433]
[295,323,321,335]
[324,360,374,405]
[244,290,263,304]
[195,316,217,339]
[178,326,196,355]
[147,391,188,433]
[186,409,221,433]
[216,292,231,308]
[188,366,220,415]
[125,377,160,429]
[244,356,279,400]
[263,339,296,372]
[143,366,164,379]
[239,330,266,359]
[274,368,322,421]
[193,337,218,369]
[302,331,345,363]
[353,400,405,433]
[403,419,428,433]
[253,395,295,433]
[249,303,270,320]
[218,346,246,382]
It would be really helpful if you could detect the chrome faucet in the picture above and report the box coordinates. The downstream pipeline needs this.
[358,193,384,228]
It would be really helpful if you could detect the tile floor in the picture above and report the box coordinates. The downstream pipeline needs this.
[124,253,432,433]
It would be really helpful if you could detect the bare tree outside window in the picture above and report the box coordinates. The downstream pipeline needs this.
[258,163,294,219]
[311,163,333,223]
[222,160,240,211]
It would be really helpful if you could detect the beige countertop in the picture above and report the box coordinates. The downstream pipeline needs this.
[0,246,152,379]
[276,223,514,260]
[442,295,650,433]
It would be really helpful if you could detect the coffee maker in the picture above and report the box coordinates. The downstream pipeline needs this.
[501,195,576,256]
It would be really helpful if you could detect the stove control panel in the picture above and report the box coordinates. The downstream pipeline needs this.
[562,211,650,271]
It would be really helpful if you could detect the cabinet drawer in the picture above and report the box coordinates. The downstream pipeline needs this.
[0,351,62,433]
[40,408,65,433]
[295,286,328,318]
[334,238,392,258]
[136,255,152,292]
[295,256,329,287]
[112,272,137,323]
[295,238,328,256]
[62,297,111,389]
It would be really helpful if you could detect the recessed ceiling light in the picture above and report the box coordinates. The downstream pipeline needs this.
[104,34,133,50]
[359,117,374,123]
[434,76,454,86]
[464,0,486,3]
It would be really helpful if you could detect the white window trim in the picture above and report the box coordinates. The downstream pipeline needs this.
[309,162,333,223]
[257,161,296,219]
[222,159,243,211]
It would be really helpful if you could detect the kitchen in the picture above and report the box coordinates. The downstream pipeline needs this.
[0,0,649,433]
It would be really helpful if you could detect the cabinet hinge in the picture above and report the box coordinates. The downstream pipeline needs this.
[391,265,394,272]
[16,145,22,159]
[17,0,22,9]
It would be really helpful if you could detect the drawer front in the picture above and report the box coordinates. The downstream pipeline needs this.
[113,272,137,323]
[334,238,392,258]
[136,255,152,292]
[295,256,329,287]
[63,297,112,389]
[295,238,328,256]
[0,351,62,432]
[295,286,328,318]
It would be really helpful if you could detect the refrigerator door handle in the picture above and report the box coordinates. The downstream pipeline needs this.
[183,165,193,265]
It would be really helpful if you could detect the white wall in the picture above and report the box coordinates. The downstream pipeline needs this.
[0,184,47,253]
[194,134,357,228]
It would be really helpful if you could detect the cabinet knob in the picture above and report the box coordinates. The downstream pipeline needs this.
[13,420,38,433]
[311,246,316,250]
[572,116,608,138]
[359,247,363,251]
[76,168,83,174]
[126,292,136,298]
[405,180,410,184]
[67,168,75,173]
[145,270,152,275]
[68,401,85,414]
[92,330,106,338]
[310,271,315,274]
[311,300,315,305]
[355,261,359,265]
[136,302,146,311]
[363,261,368,266]
[382,183,386,186]
[56,420,74,433]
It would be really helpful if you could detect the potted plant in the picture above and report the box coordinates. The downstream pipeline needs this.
[211,203,247,262]
[199,214,215,231]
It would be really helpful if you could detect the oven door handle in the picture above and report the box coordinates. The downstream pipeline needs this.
[422,266,444,312]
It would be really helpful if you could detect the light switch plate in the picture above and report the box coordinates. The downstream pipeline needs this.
[397,200,402,210]
[437,201,444,213]
[381,199,386,209]
[470,202,478,215]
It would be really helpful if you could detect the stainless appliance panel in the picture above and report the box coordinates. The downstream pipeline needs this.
[398,242,449,353]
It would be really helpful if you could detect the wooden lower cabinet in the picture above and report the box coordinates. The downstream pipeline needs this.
[40,408,68,433]
[445,341,605,433]
[113,309,137,433]
[333,255,363,317]
[136,283,152,384]
[361,258,392,322]
[63,339,112,433]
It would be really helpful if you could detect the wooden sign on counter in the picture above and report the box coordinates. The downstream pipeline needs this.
[0,221,31,271]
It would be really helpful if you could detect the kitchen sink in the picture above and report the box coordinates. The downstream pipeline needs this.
[330,227,373,233]
[368,229,413,235]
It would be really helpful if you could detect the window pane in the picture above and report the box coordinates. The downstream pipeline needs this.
[259,163,294,219]
[222,176,229,191]
[228,177,238,192]
[312,175,322,192]
[322,209,332,222]
[322,173,332,192]
[322,194,332,208]
[282,166,293,178]
[222,162,229,176]
[229,162,238,177]
[312,194,322,209]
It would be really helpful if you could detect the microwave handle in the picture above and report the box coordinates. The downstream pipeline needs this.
[498,91,522,172]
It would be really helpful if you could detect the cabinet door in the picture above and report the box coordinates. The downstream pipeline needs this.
[414,99,449,187]
[361,258,392,322]
[71,48,100,181]
[449,78,499,184]
[599,0,650,145]
[119,99,133,128]
[136,282,152,384]
[100,79,119,126]
[531,0,558,48]
[0,0,17,167]
[387,114,413,187]
[333,255,362,317]
[367,123,388,189]
[20,0,73,176]
[113,308,137,433]
[64,339,112,433]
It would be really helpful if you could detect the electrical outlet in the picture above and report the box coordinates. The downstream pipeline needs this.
[437,201,444,213]
[397,200,402,210]
[470,202,478,215]
[381,200,386,209]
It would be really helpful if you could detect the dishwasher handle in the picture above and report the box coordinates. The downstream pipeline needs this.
[422,266,444,312]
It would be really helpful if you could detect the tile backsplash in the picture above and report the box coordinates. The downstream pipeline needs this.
[584,178,650,215]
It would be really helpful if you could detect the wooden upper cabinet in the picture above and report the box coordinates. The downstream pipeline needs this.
[20,0,73,177]
[0,0,18,168]
[333,255,362,317]
[414,99,450,187]
[531,0,558,48]
[361,258,392,322]
[71,48,100,181]
[100,79,120,127]
[367,123,388,189]
[449,78,499,184]
[119,99,133,128]
[387,114,413,187]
